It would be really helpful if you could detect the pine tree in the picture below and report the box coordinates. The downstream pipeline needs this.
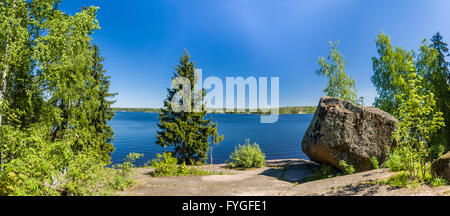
[156,49,222,164]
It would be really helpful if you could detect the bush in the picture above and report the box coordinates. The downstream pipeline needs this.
[370,157,380,169]
[339,160,356,175]
[226,139,266,169]
[149,152,220,177]
[385,150,406,172]
[62,152,143,196]
[0,142,143,196]
[150,152,181,176]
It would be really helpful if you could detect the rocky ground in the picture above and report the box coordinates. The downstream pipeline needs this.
[121,159,450,196]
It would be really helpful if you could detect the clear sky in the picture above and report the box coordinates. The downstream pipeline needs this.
[60,0,450,108]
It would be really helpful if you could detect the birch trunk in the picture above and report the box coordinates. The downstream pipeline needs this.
[0,43,9,126]
[0,0,17,168]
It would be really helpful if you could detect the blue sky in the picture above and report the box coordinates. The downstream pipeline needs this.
[60,0,450,108]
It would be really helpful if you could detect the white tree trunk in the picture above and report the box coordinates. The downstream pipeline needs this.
[0,0,16,168]
[0,43,8,126]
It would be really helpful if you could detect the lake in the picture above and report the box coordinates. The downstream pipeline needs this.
[109,112,313,165]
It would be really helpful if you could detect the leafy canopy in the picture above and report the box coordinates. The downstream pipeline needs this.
[316,41,363,105]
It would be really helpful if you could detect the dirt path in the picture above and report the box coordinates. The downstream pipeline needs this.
[121,159,450,196]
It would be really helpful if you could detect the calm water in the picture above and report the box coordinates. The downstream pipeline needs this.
[109,112,313,165]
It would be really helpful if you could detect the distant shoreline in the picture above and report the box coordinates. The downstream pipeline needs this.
[112,106,317,115]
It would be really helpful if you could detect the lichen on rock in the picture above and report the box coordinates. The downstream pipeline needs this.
[302,96,398,172]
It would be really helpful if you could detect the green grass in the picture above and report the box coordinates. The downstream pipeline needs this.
[378,171,448,188]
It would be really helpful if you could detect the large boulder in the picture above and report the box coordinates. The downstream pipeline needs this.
[431,152,450,181]
[301,96,398,172]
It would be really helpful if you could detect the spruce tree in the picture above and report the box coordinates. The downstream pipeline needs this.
[156,49,222,164]
[79,45,117,163]
[428,32,450,153]
[87,44,116,163]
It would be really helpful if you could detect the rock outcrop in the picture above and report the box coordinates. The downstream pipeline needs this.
[301,96,398,172]
[432,152,450,181]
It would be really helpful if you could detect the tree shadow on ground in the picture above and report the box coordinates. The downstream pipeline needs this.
[259,159,319,183]
[320,183,401,196]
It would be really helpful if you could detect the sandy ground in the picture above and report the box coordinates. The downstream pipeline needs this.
[120,159,450,196]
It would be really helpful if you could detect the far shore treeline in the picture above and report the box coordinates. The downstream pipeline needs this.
[112,106,318,115]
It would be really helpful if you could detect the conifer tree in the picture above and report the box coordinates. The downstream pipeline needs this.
[87,44,116,163]
[428,32,450,153]
[156,50,222,164]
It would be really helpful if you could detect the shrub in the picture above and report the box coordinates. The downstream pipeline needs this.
[226,139,266,169]
[339,160,355,175]
[149,152,221,177]
[370,157,380,169]
[0,145,143,196]
[150,152,180,176]
[62,152,143,196]
[385,150,406,172]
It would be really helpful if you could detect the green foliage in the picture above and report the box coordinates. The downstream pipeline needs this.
[62,153,142,196]
[370,157,380,169]
[427,32,450,154]
[156,50,223,164]
[371,33,415,114]
[86,45,117,163]
[429,176,448,187]
[149,152,179,176]
[0,1,127,196]
[339,160,356,175]
[0,142,142,196]
[381,171,416,188]
[149,152,223,177]
[381,171,447,188]
[371,32,449,157]
[392,71,444,182]
[372,32,446,183]
[226,139,266,169]
[385,150,407,172]
[316,41,364,105]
